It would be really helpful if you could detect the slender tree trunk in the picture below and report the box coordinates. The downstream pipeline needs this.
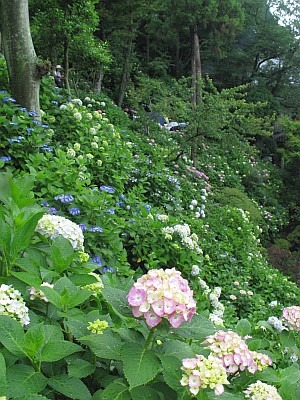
[118,38,133,107]
[191,24,202,167]
[0,0,41,115]
[94,67,104,94]
[63,6,70,95]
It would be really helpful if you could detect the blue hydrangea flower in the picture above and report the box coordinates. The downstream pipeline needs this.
[26,128,34,133]
[32,120,41,125]
[101,266,114,273]
[116,201,124,207]
[54,194,74,203]
[41,201,49,207]
[28,111,38,117]
[100,185,115,193]
[129,219,135,223]
[69,207,81,216]
[3,97,16,103]
[10,122,18,126]
[51,100,58,105]
[78,223,87,231]
[42,124,49,128]
[106,209,115,214]
[47,207,57,214]
[41,145,53,152]
[89,226,103,232]
[10,136,25,143]
[90,255,102,266]
[120,194,125,200]
[0,156,11,162]
[19,107,27,112]
[145,204,151,211]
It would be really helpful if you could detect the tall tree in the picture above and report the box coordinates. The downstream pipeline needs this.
[0,0,45,114]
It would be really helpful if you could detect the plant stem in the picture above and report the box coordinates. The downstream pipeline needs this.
[144,327,155,350]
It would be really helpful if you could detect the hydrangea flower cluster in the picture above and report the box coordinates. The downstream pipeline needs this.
[87,319,109,334]
[36,214,84,251]
[202,330,272,374]
[244,380,282,399]
[29,282,54,302]
[162,224,202,254]
[82,272,103,295]
[267,316,286,332]
[198,278,224,326]
[0,284,30,326]
[180,354,229,396]
[127,268,196,328]
[281,306,300,331]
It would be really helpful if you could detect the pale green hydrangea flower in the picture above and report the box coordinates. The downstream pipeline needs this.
[87,319,109,334]
[0,284,30,326]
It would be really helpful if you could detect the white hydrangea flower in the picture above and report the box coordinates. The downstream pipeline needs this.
[244,380,282,399]
[0,284,30,326]
[71,98,82,106]
[36,214,84,251]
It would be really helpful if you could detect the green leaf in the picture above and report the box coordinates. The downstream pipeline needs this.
[67,289,93,308]
[0,315,26,357]
[14,395,49,400]
[0,352,7,396]
[48,374,92,400]
[37,286,63,308]
[235,319,251,337]
[279,380,300,400]
[67,358,96,379]
[0,216,11,258]
[80,330,123,361]
[101,285,133,317]
[160,354,184,393]
[247,338,270,351]
[159,339,195,359]
[207,391,244,399]
[280,330,296,348]
[279,365,300,384]
[10,271,42,288]
[50,235,76,273]
[122,342,161,389]
[24,323,45,357]
[174,314,215,339]
[130,385,162,400]
[95,378,131,400]
[10,211,44,259]
[7,364,47,398]
[39,340,82,362]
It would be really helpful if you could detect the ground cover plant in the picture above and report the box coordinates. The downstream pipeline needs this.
[0,75,300,399]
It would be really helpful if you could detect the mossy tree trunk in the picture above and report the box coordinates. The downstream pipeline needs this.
[0,0,41,116]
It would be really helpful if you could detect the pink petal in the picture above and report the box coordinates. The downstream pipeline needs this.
[144,311,162,327]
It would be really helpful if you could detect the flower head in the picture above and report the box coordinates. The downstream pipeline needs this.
[36,214,84,251]
[282,306,300,331]
[127,268,196,328]
[181,354,229,396]
[0,284,30,325]
[244,380,282,399]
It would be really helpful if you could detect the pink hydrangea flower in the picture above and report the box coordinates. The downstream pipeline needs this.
[127,268,196,328]
[202,330,272,375]
[282,306,300,331]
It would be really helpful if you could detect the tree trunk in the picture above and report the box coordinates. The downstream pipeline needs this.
[94,67,104,95]
[117,38,133,107]
[191,24,202,167]
[0,0,41,115]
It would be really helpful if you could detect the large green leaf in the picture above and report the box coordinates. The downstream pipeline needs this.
[67,358,96,379]
[80,330,123,360]
[37,286,63,308]
[122,342,161,389]
[159,339,195,359]
[101,285,133,317]
[10,211,44,259]
[23,323,45,358]
[0,352,7,397]
[38,340,82,362]
[0,315,26,357]
[130,385,162,400]
[235,319,251,337]
[14,395,49,400]
[7,364,47,398]
[10,271,42,288]
[95,378,131,400]
[50,236,76,273]
[48,374,92,400]
[160,354,184,393]
[173,314,215,339]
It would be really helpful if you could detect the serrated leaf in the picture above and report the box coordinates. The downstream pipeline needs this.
[67,358,96,379]
[14,395,49,400]
[101,285,133,317]
[207,392,244,400]
[160,354,184,392]
[39,340,82,362]
[96,378,131,400]
[174,314,215,339]
[50,236,75,273]
[10,271,42,288]
[48,374,91,399]
[0,352,7,396]
[130,385,161,400]
[235,319,251,336]
[37,286,63,308]
[122,342,161,389]
[159,339,195,359]
[24,323,45,357]
[7,364,47,398]
[0,315,26,357]
[80,330,123,360]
